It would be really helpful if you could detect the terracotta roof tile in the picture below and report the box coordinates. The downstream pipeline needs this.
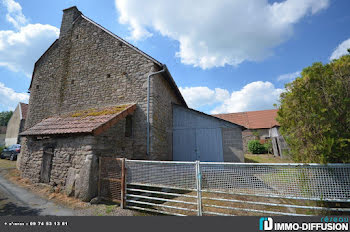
[213,109,279,129]
[20,104,136,136]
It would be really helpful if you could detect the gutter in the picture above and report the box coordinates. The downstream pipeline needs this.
[147,65,167,156]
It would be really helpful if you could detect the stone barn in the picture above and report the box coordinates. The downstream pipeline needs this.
[18,6,244,202]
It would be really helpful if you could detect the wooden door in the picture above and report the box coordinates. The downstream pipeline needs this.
[40,147,54,183]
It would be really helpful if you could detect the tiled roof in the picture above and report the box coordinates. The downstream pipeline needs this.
[20,103,28,119]
[20,104,136,136]
[213,109,279,129]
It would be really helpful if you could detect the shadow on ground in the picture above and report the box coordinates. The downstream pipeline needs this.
[0,197,41,216]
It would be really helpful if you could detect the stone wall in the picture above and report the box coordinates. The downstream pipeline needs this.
[24,7,184,161]
[149,70,182,160]
[20,7,186,201]
[19,135,97,201]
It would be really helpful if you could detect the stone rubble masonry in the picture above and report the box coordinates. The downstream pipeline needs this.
[19,6,185,201]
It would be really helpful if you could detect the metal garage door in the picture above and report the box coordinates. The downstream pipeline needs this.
[173,128,223,162]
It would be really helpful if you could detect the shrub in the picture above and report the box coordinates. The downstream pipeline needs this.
[0,146,4,154]
[277,54,350,163]
[263,140,273,154]
[248,140,267,154]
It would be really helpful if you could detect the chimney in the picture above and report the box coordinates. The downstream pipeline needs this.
[60,6,82,37]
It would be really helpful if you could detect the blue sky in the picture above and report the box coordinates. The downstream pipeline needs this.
[0,0,349,113]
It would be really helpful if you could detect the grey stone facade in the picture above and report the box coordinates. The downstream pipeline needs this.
[19,6,186,201]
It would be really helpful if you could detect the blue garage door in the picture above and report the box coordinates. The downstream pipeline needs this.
[173,128,223,162]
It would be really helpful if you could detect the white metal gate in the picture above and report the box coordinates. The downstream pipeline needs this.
[123,160,350,216]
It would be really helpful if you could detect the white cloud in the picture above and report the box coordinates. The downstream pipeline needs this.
[2,0,27,29]
[0,82,29,110]
[329,38,350,60]
[0,0,59,77]
[180,81,284,114]
[277,71,301,82]
[179,86,229,108]
[115,0,329,69]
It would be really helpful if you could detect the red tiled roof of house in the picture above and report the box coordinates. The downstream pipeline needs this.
[213,109,279,129]
[20,103,29,119]
[20,104,136,136]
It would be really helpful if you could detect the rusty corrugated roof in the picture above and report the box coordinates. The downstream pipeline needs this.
[213,109,279,129]
[20,104,136,136]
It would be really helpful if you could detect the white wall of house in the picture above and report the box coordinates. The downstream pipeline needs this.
[5,104,21,146]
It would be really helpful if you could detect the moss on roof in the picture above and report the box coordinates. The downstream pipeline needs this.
[69,105,129,118]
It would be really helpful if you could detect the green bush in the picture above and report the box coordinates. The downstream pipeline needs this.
[263,140,273,154]
[277,54,350,163]
[0,146,4,154]
[248,140,267,154]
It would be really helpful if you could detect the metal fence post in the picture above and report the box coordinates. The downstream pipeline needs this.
[195,160,203,216]
[120,158,126,209]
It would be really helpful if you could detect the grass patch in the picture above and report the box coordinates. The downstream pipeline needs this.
[245,154,293,163]
[105,205,116,214]
[0,159,16,169]
[70,105,129,118]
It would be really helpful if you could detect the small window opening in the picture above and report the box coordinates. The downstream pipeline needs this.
[71,80,75,84]
[76,34,79,39]
[125,115,132,137]
[36,85,39,90]
[118,41,123,47]
[107,74,111,78]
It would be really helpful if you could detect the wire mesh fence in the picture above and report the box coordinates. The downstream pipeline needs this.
[200,163,350,201]
[123,160,350,216]
[99,157,125,203]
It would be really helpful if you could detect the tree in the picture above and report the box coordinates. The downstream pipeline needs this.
[0,111,13,126]
[277,55,350,163]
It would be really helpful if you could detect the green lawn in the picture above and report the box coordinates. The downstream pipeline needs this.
[0,158,17,169]
[244,154,293,163]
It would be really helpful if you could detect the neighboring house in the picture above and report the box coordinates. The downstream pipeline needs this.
[5,103,28,147]
[18,6,244,202]
[0,126,6,147]
[214,109,289,157]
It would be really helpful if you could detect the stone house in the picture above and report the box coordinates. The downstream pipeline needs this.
[5,102,28,147]
[214,109,289,156]
[18,6,187,201]
[18,6,244,202]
